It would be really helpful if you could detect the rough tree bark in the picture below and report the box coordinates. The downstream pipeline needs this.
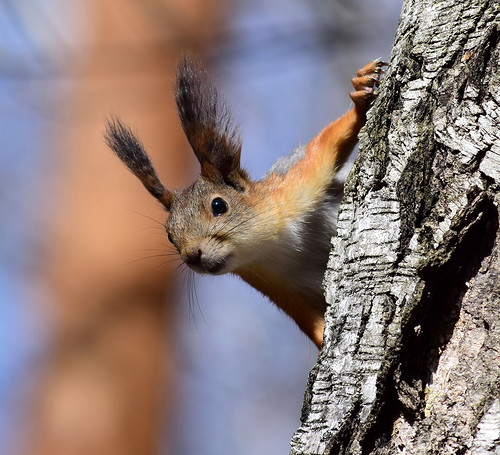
[291,1,499,454]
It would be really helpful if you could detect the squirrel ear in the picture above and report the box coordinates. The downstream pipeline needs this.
[175,54,248,190]
[105,118,173,210]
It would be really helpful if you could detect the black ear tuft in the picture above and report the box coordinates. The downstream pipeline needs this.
[175,53,247,188]
[104,117,173,209]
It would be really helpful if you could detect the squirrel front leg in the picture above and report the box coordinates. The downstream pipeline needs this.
[273,60,387,211]
[254,60,386,348]
[310,60,387,173]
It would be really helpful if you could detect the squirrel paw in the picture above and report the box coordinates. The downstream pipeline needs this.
[349,59,388,111]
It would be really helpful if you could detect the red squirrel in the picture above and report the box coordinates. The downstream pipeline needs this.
[105,55,386,349]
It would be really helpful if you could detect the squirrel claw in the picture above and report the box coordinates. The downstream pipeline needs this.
[349,59,388,111]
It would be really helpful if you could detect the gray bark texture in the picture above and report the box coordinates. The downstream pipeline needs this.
[290,1,500,454]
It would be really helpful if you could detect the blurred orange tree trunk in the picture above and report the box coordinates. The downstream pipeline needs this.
[27,1,227,454]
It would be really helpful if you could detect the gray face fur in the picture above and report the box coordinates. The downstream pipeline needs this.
[165,177,256,275]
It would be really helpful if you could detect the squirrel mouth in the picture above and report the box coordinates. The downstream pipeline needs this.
[185,255,231,275]
[183,246,232,275]
[205,253,233,275]
[206,261,226,274]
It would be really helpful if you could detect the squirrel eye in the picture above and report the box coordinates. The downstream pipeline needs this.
[211,197,228,216]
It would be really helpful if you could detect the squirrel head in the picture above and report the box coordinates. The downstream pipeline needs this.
[166,176,261,275]
[105,54,268,275]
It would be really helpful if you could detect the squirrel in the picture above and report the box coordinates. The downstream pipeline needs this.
[105,55,386,349]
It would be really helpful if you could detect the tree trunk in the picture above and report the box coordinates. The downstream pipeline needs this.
[291,1,499,454]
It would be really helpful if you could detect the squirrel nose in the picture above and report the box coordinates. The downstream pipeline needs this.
[185,247,203,267]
